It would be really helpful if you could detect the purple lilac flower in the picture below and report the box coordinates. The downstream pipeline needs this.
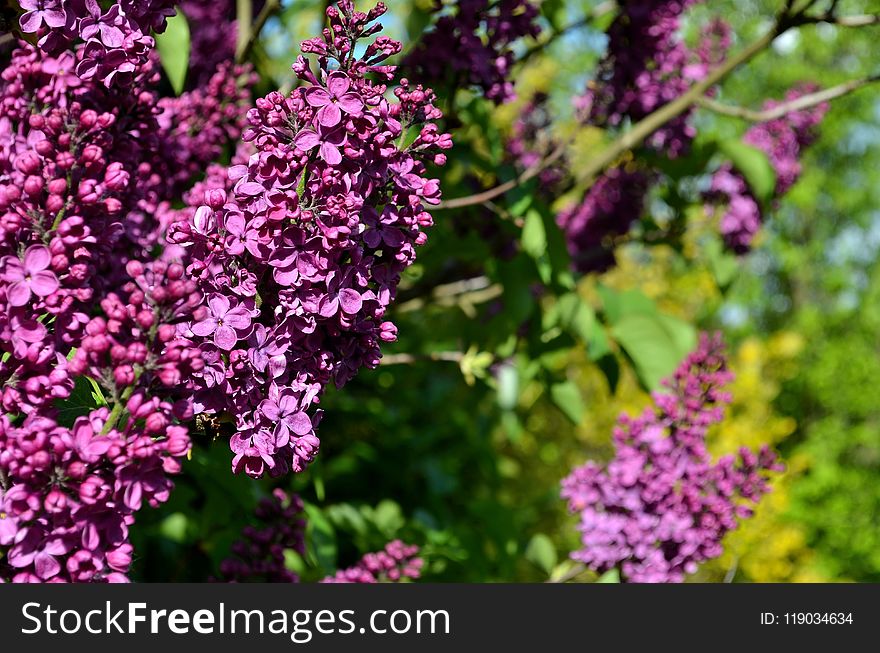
[216,490,306,583]
[169,1,452,479]
[405,0,542,104]
[556,168,651,274]
[561,333,782,582]
[0,245,60,306]
[322,540,423,583]
[705,85,828,252]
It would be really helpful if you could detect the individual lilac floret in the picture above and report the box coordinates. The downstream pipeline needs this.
[216,490,306,583]
[705,85,828,252]
[322,540,423,583]
[170,1,452,479]
[405,0,541,104]
[561,333,782,583]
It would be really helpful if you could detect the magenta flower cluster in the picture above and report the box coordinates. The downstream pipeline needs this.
[706,85,828,252]
[169,1,452,479]
[556,168,651,274]
[0,260,201,582]
[322,540,423,583]
[405,0,541,104]
[15,0,177,87]
[560,333,782,582]
[217,489,307,583]
[1,0,253,582]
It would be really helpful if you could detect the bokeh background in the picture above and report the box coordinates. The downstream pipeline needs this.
[127,0,880,582]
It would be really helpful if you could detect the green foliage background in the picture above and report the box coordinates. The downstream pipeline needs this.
[129,0,880,582]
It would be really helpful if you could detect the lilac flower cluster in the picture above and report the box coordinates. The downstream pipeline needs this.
[169,1,452,479]
[706,85,828,252]
[560,333,782,582]
[581,2,729,157]
[0,1,246,580]
[556,168,651,274]
[15,0,177,87]
[217,489,306,583]
[405,0,541,104]
[178,0,266,87]
[559,7,731,274]
[322,540,423,583]
[0,260,200,583]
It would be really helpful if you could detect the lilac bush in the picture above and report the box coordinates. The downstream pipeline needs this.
[561,333,782,582]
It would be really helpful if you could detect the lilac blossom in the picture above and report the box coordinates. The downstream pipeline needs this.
[0,245,60,306]
[561,333,782,582]
[705,85,828,252]
[169,1,452,479]
[322,540,423,583]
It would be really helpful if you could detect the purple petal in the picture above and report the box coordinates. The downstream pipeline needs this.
[305,87,331,107]
[320,142,342,165]
[214,325,238,350]
[190,318,217,337]
[30,270,59,297]
[7,281,31,307]
[223,311,251,330]
[337,93,363,115]
[34,551,61,579]
[19,12,43,33]
[338,288,363,314]
[294,129,320,151]
[289,411,313,436]
[316,103,342,128]
[318,295,339,318]
[23,245,51,273]
[326,72,351,97]
[207,294,231,318]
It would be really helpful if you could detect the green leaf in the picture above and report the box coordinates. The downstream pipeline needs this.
[611,313,697,390]
[155,11,190,95]
[597,569,621,583]
[55,375,107,427]
[718,139,777,204]
[525,533,557,575]
[705,234,739,289]
[159,513,188,543]
[597,285,657,325]
[550,380,585,424]
[521,208,547,259]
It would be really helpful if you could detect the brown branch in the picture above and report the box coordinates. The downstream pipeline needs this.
[236,0,282,63]
[698,75,880,121]
[380,351,465,365]
[435,143,566,210]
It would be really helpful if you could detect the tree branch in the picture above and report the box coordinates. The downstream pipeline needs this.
[435,6,879,211]
[698,75,880,121]
[380,351,465,365]
[236,0,281,63]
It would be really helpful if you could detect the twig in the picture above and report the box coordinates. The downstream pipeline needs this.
[435,143,566,210]
[395,275,502,313]
[697,75,880,121]
[794,12,880,28]
[380,351,465,365]
[236,0,282,64]
[235,0,253,62]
